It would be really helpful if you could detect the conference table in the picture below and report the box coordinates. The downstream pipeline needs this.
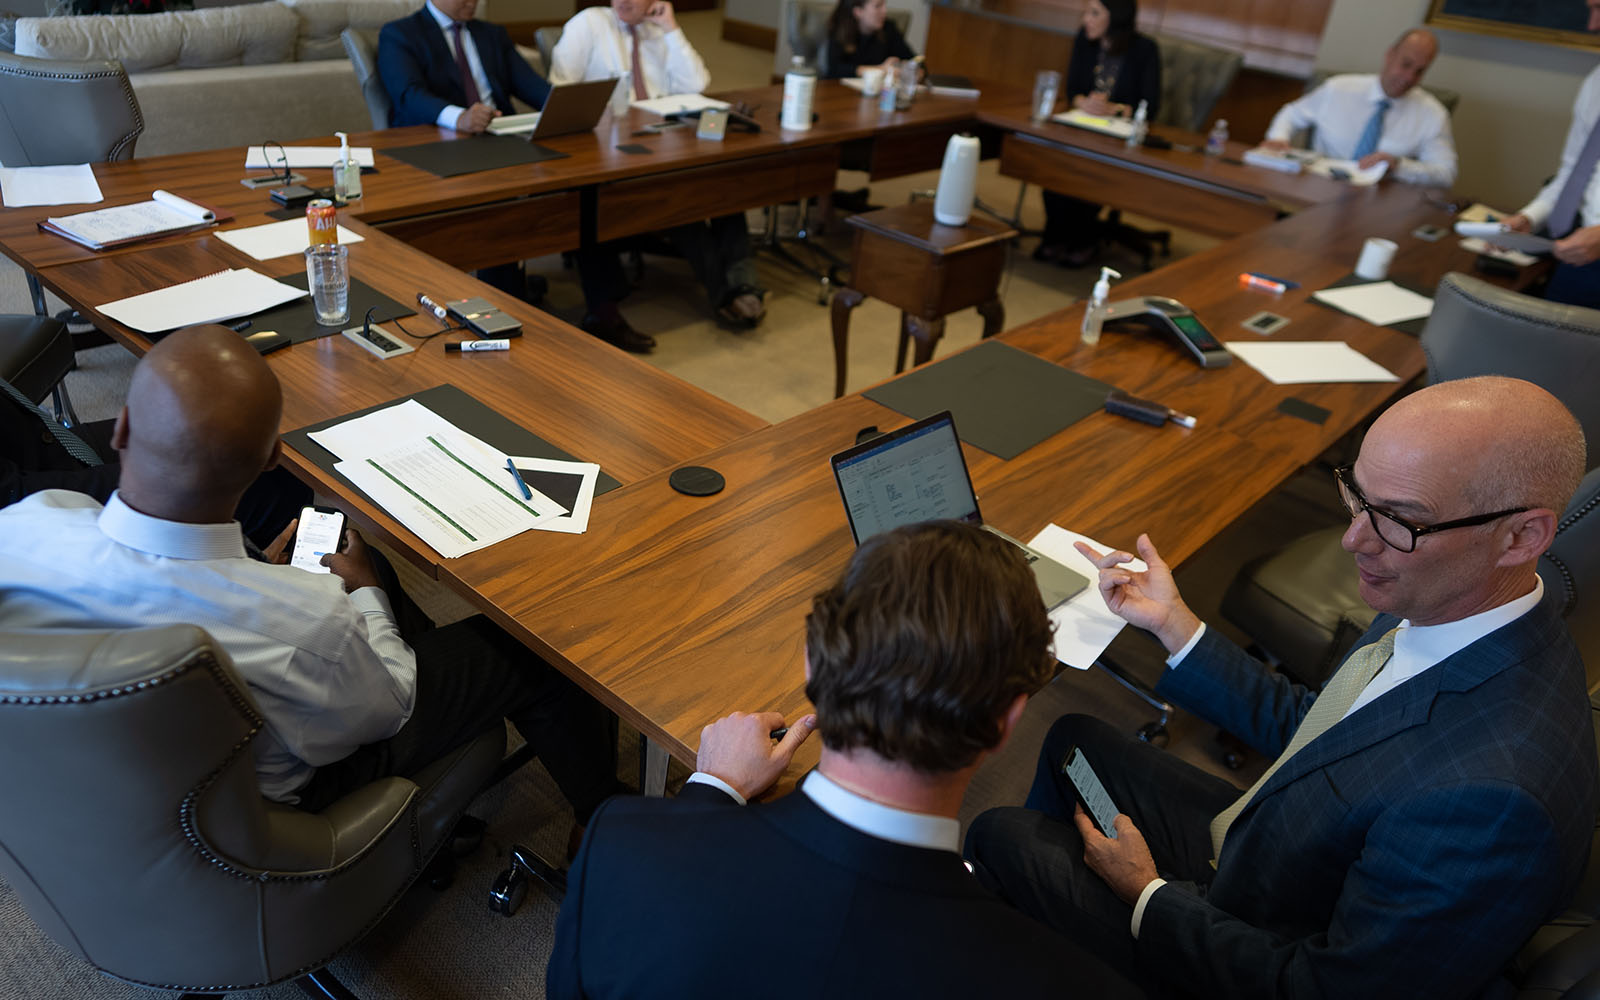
[0,80,1508,794]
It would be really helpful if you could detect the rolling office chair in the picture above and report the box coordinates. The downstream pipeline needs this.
[341,28,390,131]
[0,624,506,998]
[0,313,79,426]
[534,25,562,77]
[0,51,144,353]
[1219,273,1600,693]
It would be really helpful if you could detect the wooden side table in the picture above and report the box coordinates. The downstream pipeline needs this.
[831,200,1017,397]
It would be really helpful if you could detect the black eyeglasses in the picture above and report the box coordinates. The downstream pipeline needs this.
[1333,465,1529,553]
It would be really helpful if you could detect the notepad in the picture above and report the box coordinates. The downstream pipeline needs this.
[630,93,730,115]
[1051,109,1135,139]
[486,111,543,135]
[97,269,307,334]
[41,190,220,251]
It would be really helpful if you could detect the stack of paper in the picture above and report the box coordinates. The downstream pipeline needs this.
[42,189,218,250]
[1305,156,1389,186]
[97,268,307,334]
[244,145,376,170]
[486,111,543,135]
[217,218,365,261]
[1311,281,1434,326]
[0,164,104,207]
[631,93,730,116]
[1224,341,1399,385]
[309,400,569,559]
[1051,109,1135,139]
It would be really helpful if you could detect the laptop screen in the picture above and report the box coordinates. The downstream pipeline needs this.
[831,411,981,544]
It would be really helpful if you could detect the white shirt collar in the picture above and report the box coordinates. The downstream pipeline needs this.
[98,491,247,561]
[424,0,458,30]
[801,770,961,853]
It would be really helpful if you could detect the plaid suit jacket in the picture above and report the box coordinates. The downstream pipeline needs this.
[1142,589,1596,999]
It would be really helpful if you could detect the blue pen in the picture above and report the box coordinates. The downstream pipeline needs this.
[505,458,532,500]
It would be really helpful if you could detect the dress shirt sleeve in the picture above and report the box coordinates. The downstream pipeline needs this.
[1392,103,1457,187]
[1519,67,1600,229]
[660,27,710,95]
[1265,85,1324,145]
[1130,877,1167,938]
[685,771,746,804]
[285,585,416,764]
[1165,622,1207,667]
[547,12,596,86]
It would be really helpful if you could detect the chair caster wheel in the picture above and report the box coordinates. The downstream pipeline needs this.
[1135,722,1169,747]
[1221,749,1244,770]
[488,867,528,917]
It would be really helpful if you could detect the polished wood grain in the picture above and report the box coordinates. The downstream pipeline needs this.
[595,145,838,241]
[372,190,581,270]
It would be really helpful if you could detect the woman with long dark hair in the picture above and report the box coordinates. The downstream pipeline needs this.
[1035,0,1161,268]
[818,0,914,80]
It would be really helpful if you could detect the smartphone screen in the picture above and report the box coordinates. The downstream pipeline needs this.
[290,506,345,574]
[1061,745,1120,839]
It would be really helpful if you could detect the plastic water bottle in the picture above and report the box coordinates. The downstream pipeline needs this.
[1125,100,1148,150]
[781,55,815,131]
[1206,118,1229,157]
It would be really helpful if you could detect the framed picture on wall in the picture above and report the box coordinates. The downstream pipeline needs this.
[1425,0,1599,48]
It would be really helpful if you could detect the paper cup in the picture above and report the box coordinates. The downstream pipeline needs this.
[861,67,885,97]
[1354,237,1397,281]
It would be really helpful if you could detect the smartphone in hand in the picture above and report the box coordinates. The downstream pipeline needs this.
[290,506,345,574]
[1061,745,1120,839]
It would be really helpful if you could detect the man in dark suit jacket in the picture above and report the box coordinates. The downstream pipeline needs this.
[377,0,549,132]
[967,376,1598,999]
[547,520,1139,999]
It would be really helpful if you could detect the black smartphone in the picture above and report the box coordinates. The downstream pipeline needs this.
[1061,745,1120,839]
[290,505,345,574]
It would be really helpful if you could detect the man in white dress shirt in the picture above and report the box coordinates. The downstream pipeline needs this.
[0,325,615,838]
[547,520,1137,999]
[1261,28,1457,187]
[1503,0,1600,307]
[549,0,768,328]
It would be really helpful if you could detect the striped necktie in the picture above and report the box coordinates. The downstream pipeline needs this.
[1208,626,1399,861]
[0,375,103,467]
[1351,98,1392,160]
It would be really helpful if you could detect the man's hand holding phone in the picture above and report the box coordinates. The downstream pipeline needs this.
[272,506,381,594]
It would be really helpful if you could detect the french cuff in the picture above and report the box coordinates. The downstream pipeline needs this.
[686,772,746,805]
[1130,878,1168,939]
[349,585,397,620]
[1165,622,1206,667]
[437,103,466,129]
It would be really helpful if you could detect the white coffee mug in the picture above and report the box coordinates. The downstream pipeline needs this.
[1355,237,1397,280]
[860,67,885,97]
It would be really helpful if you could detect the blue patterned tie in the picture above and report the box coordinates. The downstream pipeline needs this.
[1351,98,1391,160]
[0,375,103,467]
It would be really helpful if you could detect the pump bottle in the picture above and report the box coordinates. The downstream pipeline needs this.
[1081,266,1121,345]
[333,131,361,202]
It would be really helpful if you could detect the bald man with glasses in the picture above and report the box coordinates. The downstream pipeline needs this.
[966,376,1597,1000]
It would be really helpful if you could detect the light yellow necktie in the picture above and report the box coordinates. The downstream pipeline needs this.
[1208,627,1399,861]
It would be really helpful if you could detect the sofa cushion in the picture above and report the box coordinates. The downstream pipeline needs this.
[15,3,297,70]
[278,0,421,62]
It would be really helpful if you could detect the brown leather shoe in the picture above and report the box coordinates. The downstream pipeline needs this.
[715,287,766,329]
[582,313,655,353]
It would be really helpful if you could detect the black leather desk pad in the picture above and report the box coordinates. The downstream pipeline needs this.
[253,275,415,345]
[383,136,568,177]
[283,385,623,517]
[863,340,1113,460]
[1311,274,1431,337]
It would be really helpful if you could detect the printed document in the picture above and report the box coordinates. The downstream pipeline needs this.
[1224,341,1400,385]
[0,164,103,207]
[506,456,598,534]
[1027,525,1146,670]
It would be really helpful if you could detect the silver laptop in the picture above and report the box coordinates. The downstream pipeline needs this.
[486,77,619,139]
[830,411,1089,610]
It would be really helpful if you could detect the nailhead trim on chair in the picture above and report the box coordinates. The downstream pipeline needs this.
[1547,485,1600,618]
[0,59,143,160]
[1422,275,1600,379]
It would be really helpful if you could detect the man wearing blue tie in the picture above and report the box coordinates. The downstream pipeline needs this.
[1260,29,1456,187]
[966,377,1595,999]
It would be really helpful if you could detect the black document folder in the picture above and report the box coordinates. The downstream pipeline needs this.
[383,135,568,178]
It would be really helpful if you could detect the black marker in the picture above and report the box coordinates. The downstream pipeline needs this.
[769,727,788,740]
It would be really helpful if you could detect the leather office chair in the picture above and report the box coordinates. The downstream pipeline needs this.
[341,28,390,131]
[534,25,562,77]
[1220,273,1600,691]
[0,313,79,426]
[0,624,504,997]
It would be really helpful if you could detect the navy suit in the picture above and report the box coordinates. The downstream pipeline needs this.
[971,590,1597,999]
[548,781,1141,1000]
[377,8,549,127]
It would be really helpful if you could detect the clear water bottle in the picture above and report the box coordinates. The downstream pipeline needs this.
[1206,118,1229,157]
[1125,99,1148,150]
[781,55,816,131]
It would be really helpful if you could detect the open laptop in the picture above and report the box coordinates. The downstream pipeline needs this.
[486,77,619,139]
[830,411,1089,610]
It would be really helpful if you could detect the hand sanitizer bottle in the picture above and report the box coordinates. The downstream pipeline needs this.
[1081,266,1121,346]
[333,131,361,202]
[1206,118,1229,157]
[1126,99,1148,150]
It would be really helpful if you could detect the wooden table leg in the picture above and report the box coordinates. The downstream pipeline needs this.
[831,287,865,398]
[906,315,946,367]
[977,297,1004,339]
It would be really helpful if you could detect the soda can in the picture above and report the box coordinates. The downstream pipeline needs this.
[306,199,338,246]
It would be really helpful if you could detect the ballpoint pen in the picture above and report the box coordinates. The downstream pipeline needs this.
[505,458,533,500]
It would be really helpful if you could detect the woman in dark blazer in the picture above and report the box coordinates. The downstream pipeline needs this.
[818,0,915,80]
[1035,0,1161,268]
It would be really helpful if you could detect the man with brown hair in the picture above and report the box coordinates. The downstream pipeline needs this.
[547,520,1136,999]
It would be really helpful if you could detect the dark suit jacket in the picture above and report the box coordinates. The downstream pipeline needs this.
[1065,30,1161,121]
[377,8,550,128]
[1142,591,1596,999]
[818,19,915,80]
[548,782,1140,999]
[0,395,116,507]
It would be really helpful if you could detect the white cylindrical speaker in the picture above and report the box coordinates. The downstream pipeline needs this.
[933,133,980,226]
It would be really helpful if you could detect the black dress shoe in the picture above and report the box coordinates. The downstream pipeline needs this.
[581,313,655,353]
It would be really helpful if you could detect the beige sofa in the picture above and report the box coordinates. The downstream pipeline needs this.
[10,0,566,157]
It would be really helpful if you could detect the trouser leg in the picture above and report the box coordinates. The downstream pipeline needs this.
[1040,190,1102,250]
[1544,260,1600,309]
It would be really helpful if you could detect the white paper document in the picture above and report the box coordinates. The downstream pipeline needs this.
[630,93,730,115]
[1453,221,1553,255]
[1306,156,1389,186]
[1224,341,1399,385]
[244,145,376,170]
[0,164,104,207]
[1311,281,1434,327]
[1051,109,1135,139]
[1027,525,1146,670]
[507,456,598,534]
[216,218,364,261]
[43,189,215,250]
[97,268,306,334]
[486,111,543,135]
[1459,237,1539,268]
[310,400,565,559]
